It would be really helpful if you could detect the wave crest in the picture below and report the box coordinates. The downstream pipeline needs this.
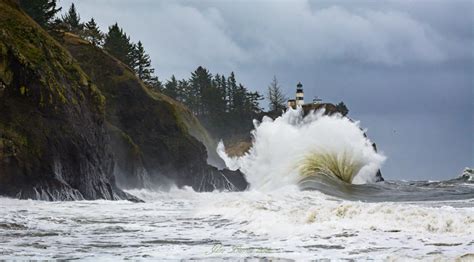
[298,151,364,184]
[218,107,386,190]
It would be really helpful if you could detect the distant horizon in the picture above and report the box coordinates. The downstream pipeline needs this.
[58,0,473,180]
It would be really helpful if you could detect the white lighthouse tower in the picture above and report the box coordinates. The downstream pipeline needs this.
[296,82,304,106]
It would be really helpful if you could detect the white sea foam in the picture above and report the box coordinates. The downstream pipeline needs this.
[0,189,472,260]
[218,107,386,189]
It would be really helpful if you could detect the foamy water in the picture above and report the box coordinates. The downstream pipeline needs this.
[0,187,472,260]
[1,108,472,260]
[218,107,386,190]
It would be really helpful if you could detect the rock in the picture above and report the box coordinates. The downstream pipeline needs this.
[192,168,248,192]
[62,33,248,192]
[0,0,137,201]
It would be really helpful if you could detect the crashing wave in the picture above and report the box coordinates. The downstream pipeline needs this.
[218,106,385,190]
[458,168,473,182]
[298,151,364,184]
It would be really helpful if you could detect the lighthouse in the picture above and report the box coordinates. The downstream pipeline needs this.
[296,82,304,106]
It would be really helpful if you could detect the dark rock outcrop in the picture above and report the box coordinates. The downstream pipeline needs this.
[0,0,138,200]
[61,33,247,192]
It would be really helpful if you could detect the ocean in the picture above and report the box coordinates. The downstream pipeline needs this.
[0,178,472,260]
[1,108,472,260]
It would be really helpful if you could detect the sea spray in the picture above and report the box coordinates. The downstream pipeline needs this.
[217,107,386,190]
[298,151,364,183]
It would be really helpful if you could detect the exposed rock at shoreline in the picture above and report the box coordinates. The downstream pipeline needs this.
[0,0,137,200]
[61,33,246,192]
[0,0,247,200]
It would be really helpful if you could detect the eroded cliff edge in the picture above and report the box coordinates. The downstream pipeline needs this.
[0,0,136,200]
[0,0,247,200]
[61,33,247,192]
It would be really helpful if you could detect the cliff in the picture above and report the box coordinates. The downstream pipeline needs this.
[0,0,246,200]
[60,33,246,191]
[0,0,136,200]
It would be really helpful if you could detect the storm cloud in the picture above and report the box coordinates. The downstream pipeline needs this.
[59,0,473,180]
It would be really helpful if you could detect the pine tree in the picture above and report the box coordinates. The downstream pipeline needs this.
[84,18,103,46]
[103,23,135,67]
[267,76,287,112]
[227,72,238,113]
[336,101,349,116]
[61,3,83,34]
[177,79,190,103]
[214,74,227,114]
[163,75,179,100]
[19,0,61,29]
[189,66,212,115]
[132,41,156,85]
[247,91,264,114]
[149,77,163,92]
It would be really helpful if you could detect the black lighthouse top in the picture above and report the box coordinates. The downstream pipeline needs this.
[296,82,303,93]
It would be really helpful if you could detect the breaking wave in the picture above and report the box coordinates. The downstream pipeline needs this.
[218,106,386,190]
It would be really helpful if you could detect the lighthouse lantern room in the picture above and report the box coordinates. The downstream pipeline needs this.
[296,82,304,106]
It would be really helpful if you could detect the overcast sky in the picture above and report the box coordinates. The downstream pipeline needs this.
[58,0,473,181]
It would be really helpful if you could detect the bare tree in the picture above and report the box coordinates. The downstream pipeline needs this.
[267,76,287,112]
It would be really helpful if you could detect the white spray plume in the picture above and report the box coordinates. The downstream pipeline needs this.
[217,107,386,190]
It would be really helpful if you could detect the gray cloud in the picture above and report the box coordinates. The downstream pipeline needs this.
[59,0,473,180]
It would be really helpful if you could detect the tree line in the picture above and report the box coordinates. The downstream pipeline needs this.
[163,67,263,138]
[19,0,162,90]
[18,0,349,139]
[18,0,265,137]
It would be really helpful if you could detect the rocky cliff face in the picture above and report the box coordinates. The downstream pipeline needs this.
[61,33,247,192]
[0,0,136,200]
[0,0,246,201]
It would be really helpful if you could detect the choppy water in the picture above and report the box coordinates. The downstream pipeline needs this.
[0,182,473,260]
[1,108,472,260]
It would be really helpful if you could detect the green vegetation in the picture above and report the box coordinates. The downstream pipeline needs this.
[267,76,287,113]
[61,3,83,34]
[336,102,349,116]
[161,67,263,138]
[132,41,157,86]
[19,0,61,29]
[17,1,262,140]
[83,18,103,46]
[103,23,135,66]
[62,32,210,180]
[0,0,108,164]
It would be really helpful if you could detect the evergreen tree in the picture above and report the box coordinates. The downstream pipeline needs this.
[214,74,227,114]
[149,77,163,92]
[267,76,287,112]
[84,18,103,46]
[220,75,228,111]
[177,79,190,103]
[103,23,135,67]
[227,72,238,113]
[19,0,61,29]
[163,75,179,100]
[189,66,212,115]
[132,41,155,85]
[174,67,263,138]
[247,91,264,114]
[336,101,349,116]
[61,3,83,34]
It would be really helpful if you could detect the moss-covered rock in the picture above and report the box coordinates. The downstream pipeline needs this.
[62,33,246,191]
[0,0,137,200]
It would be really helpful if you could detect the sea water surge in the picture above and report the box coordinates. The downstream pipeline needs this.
[0,108,473,260]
